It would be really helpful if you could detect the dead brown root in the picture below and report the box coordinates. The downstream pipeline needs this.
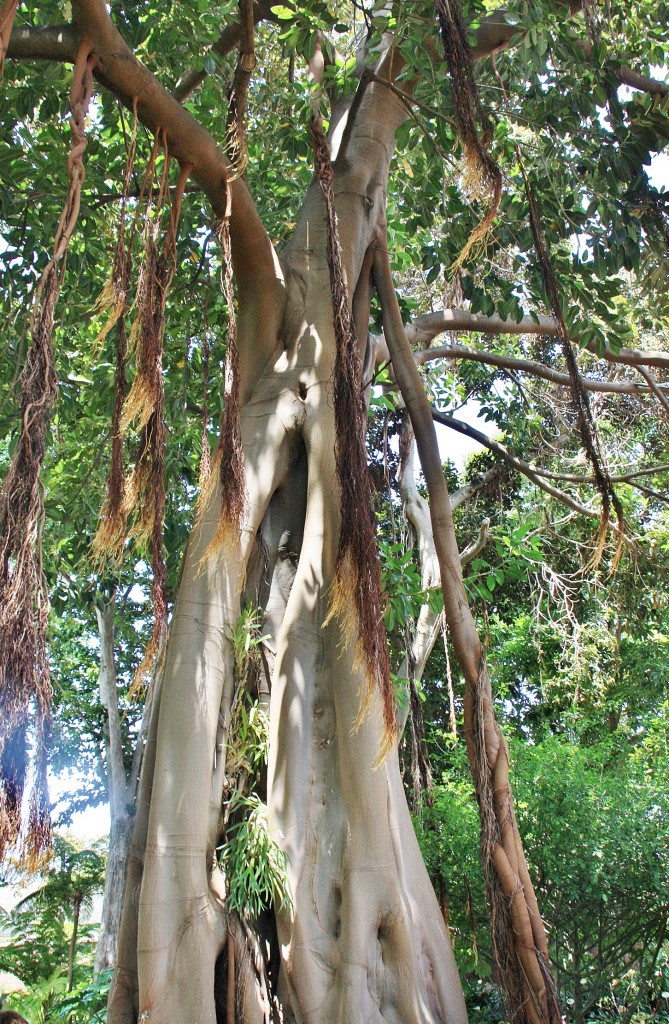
[435,0,502,270]
[0,41,96,865]
[310,117,397,754]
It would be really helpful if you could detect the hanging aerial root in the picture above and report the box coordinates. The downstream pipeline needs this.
[0,40,96,864]
[0,705,27,862]
[309,116,396,755]
[485,56,625,566]
[435,0,502,270]
[22,711,52,873]
[126,157,191,694]
[92,98,139,350]
[196,280,213,504]
[409,677,434,812]
[523,177,625,567]
[0,0,18,82]
[205,186,246,558]
[120,136,167,436]
[224,0,256,179]
[92,103,139,563]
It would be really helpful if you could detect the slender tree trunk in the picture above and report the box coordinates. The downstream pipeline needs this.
[68,895,82,992]
[94,598,134,977]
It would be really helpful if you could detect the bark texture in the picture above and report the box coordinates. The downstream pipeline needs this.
[5,3,560,1019]
[94,599,136,977]
[106,54,469,1024]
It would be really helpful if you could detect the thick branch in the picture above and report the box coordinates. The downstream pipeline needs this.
[68,0,277,286]
[408,309,669,371]
[6,22,76,61]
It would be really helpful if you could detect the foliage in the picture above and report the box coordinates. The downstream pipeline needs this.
[0,836,106,1019]
[221,609,290,922]
[217,793,292,922]
[4,970,111,1024]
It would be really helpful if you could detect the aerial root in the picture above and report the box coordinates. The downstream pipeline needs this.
[435,0,502,272]
[215,198,246,536]
[0,39,96,865]
[309,115,398,759]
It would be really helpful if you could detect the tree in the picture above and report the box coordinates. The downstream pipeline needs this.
[0,836,105,998]
[1,0,668,1022]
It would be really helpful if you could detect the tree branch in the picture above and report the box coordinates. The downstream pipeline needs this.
[173,0,274,103]
[450,465,507,510]
[469,6,669,98]
[432,408,601,518]
[407,308,669,371]
[460,517,491,566]
[25,0,275,292]
[6,22,77,62]
[635,365,669,420]
[415,341,669,395]
[435,408,669,510]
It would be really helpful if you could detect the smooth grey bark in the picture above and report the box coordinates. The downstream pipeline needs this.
[106,62,469,1024]
[93,598,135,978]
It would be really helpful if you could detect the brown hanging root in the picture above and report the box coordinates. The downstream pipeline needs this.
[126,157,191,695]
[0,40,96,864]
[486,57,625,566]
[224,0,256,180]
[409,679,434,812]
[524,181,625,567]
[206,183,246,556]
[435,0,502,270]
[309,116,396,757]
[196,279,213,504]
[0,0,18,82]
[0,705,27,861]
[121,134,168,436]
[93,101,139,562]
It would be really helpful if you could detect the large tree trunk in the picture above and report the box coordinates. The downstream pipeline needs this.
[108,68,469,1023]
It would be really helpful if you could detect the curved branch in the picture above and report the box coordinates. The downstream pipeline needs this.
[460,517,491,566]
[434,409,669,510]
[66,0,277,288]
[450,464,507,511]
[432,409,600,518]
[532,462,669,485]
[415,342,669,395]
[408,308,669,371]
